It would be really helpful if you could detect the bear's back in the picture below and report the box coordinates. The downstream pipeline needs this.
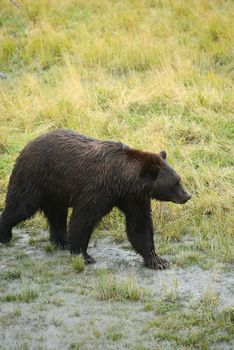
[11,129,128,193]
[18,129,126,161]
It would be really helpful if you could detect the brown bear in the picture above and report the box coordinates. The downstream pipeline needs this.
[0,129,191,269]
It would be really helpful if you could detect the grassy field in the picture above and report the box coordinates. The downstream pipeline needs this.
[0,0,234,349]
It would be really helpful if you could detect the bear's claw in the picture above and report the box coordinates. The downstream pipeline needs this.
[70,249,96,264]
[84,254,96,264]
[144,252,169,270]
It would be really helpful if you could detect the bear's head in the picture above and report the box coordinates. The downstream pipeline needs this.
[154,151,191,204]
[139,150,191,204]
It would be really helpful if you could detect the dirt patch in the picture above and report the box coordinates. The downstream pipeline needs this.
[0,230,233,350]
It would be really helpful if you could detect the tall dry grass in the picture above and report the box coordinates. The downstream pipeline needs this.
[0,0,233,261]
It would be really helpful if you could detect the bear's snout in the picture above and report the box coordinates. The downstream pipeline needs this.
[184,193,192,203]
[177,192,191,204]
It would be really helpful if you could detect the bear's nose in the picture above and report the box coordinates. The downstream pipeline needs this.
[187,194,192,201]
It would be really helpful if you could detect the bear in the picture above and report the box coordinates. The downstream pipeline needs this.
[0,129,191,269]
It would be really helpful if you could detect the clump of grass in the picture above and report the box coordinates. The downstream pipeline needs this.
[93,269,151,301]
[51,318,63,327]
[1,267,22,280]
[1,284,38,303]
[69,341,87,350]
[70,255,85,273]
[28,234,49,246]
[93,328,101,339]
[144,296,184,315]
[106,324,124,341]
[172,250,210,268]
[73,310,80,317]
[195,289,220,310]
[44,243,55,253]
[160,274,182,303]
[196,232,234,264]
[0,307,21,325]
[47,296,64,307]
[143,300,155,312]
[20,285,39,302]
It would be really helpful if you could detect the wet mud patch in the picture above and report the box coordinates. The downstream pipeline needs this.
[0,230,233,350]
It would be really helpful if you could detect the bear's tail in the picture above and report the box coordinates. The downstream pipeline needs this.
[0,214,12,244]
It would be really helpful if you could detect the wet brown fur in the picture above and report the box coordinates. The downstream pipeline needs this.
[0,129,191,269]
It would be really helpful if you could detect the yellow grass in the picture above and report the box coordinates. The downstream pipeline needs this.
[0,0,233,261]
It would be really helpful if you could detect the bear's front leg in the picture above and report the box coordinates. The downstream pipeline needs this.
[68,207,101,264]
[119,199,169,270]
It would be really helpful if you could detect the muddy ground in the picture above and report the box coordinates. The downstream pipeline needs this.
[0,229,233,350]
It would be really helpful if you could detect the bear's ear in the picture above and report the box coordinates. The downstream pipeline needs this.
[159,150,167,160]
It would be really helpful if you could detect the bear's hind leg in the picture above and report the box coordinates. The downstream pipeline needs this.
[41,203,68,249]
[0,194,40,244]
[0,214,12,244]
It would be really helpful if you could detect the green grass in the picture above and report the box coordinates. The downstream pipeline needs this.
[1,0,233,265]
[144,292,234,349]
[70,255,85,273]
[0,228,233,349]
[0,307,21,326]
[0,283,38,303]
[44,242,55,253]
[0,267,22,280]
[93,269,151,301]
[159,274,182,303]
[106,324,124,341]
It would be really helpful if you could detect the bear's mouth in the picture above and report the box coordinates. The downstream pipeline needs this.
[172,194,191,204]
